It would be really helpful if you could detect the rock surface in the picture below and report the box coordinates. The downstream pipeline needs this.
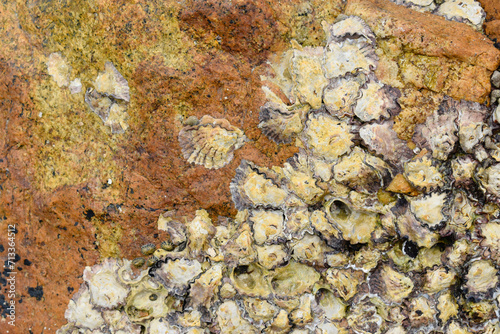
[1,0,500,333]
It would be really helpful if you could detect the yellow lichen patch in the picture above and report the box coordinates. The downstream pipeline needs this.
[93,220,123,259]
[31,76,121,192]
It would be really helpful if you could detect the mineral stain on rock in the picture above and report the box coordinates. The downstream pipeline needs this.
[27,285,44,301]
[2,0,500,333]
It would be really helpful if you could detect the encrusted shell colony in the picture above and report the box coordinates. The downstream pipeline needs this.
[59,13,500,334]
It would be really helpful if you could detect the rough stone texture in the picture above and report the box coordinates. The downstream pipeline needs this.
[345,0,500,102]
[1,0,500,333]
[478,0,500,21]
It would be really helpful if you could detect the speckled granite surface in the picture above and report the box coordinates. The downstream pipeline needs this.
[0,0,499,333]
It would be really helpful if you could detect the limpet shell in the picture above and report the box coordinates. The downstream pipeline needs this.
[230,160,289,210]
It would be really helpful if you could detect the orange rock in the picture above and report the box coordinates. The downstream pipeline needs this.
[386,174,420,196]
[485,20,500,42]
[345,0,500,103]
[478,0,500,21]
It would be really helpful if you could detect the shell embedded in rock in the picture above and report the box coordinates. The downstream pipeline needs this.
[301,112,354,162]
[359,121,414,164]
[230,160,289,210]
[326,15,376,44]
[409,192,449,230]
[282,152,325,205]
[404,155,445,191]
[83,258,130,309]
[178,115,247,169]
[323,39,378,79]
[414,99,458,160]
[46,52,71,87]
[323,74,364,118]
[436,0,486,30]
[352,77,398,122]
[333,147,392,194]
[290,47,329,109]
[258,101,306,144]
[463,260,499,301]
[94,61,130,102]
[249,209,285,245]
[476,164,500,202]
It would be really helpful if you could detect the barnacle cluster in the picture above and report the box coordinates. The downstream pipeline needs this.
[58,13,500,334]
[387,0,486,30]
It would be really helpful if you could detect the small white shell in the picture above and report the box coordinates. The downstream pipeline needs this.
[46,52,71,87]
[94,61,130,102]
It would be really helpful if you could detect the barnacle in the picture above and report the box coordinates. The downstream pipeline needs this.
[282,152,325,205]
[290,47,329,109]
[230,160,289,210]
[84,62,131,134]
[326,15,376,44]
[436,0,486,30]
[178,115,247,169]
[359,121,414,164]
[323,74,364,118]
[258,102,306,144]
[301,112,354,162]
[414,99,458,160]
[333,147,392,194]
[324,197,379,244]
[353,77,398,122]
[404,155,445,191]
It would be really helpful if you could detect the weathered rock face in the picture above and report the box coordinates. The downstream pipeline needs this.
[1,0,500,333]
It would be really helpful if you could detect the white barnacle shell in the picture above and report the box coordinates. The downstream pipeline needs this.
[323,38,378,79]
[256,244,289,269]
[147,318,182,334]
[369,265,414,303]
[178,115,247,169]
[290,46,329,109]
[480,222,500,264]
[94,61,130,102]
[189,263,224,308]
[243,298,279,324]
[258,101,306,144]
[84,88,129,134]
[324,197,378,244]
[325,267,365,301]
[403,155,445,191]
[282,152,325,205]
[406,295,437,328]
[230,262,272,298]
[463,260,499,301]
[102,310,142,334]
[83,258,130,309]
[65,284,105,330]
[301,112,354,162]
[360,121,414,165]
[326,15,376,44]
[270,261,321,298]
[436,0,486,30]
[414,99,458,160]
[409,192,449,231]
[46,52,71,87]
[457,100,491,154]
[290,233,329,265]
[323,74,364,119]
[186,209,216,259]
[476,164,500,202]
[396,203,441,248]
[249,209,285,245]
[333,147,392,194]
[230,160,289,210]
[347,296,384,334]
[217,301,259,333]
[153,258,202,294]
[353,76,398,122]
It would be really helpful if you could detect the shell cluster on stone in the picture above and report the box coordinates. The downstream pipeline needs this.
[58,13,500,334]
